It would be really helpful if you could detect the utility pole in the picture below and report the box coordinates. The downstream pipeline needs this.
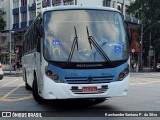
[140,24,143,71]
[9,31,11,73]
[9,1,12,73]
[149,32,152,71]
[153,47,156,71]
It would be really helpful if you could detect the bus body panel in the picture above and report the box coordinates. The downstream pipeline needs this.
[38,60,129,99]
[22,52,41,88]
[47,63,128,83]
[42,74,129,99]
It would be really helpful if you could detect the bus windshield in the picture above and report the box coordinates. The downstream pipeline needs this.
[43,9,129,62]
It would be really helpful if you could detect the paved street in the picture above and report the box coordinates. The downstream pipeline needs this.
[0,72,160,119]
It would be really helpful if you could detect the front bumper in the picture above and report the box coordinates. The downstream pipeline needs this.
[40,74,130,100]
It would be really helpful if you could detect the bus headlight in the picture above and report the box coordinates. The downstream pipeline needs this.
[117,65,129,81]
[45,67,63,83]
[52,74,59,80]
[45,70,52,76]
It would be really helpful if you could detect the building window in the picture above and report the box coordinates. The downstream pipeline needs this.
[63,0,74,5]
[52,0,61,6]
[0,37,5,44]
[112,1,116,8]
[21,0,27,6]
[103,0,111,7]
[13,0,19,8]
[14,14,19,23]
[29,0,36,6]
[42,0,51,8]
[21,12,27,22]
[29,11,36,20]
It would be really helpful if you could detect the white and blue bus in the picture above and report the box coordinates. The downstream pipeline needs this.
[22,6,130,103]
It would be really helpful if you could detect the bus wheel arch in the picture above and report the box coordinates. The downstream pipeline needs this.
[24,69,31,90]
[32,71,46,103]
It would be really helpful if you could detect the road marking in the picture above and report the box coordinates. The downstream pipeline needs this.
[130,80,160,85]
[138,81,160,84]
[0,82,25,99]
[131,80,143,83]
[0,78,33,102]
[0,94,33,102]
[0,79,19,89]
[0,81,33,102]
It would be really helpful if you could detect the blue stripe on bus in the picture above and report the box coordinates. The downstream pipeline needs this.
[48,62,128,84]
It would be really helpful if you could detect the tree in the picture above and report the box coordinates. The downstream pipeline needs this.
[0,10,6,32]
[127,0,160,70]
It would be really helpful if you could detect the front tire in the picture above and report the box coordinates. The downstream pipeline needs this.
[32,76,45,103]
[24,72,31,90]
[93,98,106,104]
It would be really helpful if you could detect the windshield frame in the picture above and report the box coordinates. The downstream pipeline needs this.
[42,9,129,68]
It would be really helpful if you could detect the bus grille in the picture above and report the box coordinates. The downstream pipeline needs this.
[65,76,114,84]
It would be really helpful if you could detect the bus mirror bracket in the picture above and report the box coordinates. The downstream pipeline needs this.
[38,26,43,38]
[37,18,43,38]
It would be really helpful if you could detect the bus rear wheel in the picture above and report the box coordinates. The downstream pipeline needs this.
[32,76,45,103]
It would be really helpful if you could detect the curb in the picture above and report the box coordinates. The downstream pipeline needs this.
[4,72,23,76]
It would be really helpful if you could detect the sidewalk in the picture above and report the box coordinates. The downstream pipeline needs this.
[2,64,23,76]
[3,70,23,76]
[130,67,158,73]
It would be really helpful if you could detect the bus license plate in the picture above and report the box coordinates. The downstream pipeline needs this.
[82,86,97,92]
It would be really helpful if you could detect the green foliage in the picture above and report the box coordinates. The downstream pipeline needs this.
[154,38,160,52]
[0,10,6,32]
[127,0,160,54]
[127,0,160,23]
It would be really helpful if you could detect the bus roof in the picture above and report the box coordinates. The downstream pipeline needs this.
[41,5,120,14]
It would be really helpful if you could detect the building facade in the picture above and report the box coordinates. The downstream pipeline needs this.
[0,0,13,63]
[0,0,138,63]
[12,0,37,61]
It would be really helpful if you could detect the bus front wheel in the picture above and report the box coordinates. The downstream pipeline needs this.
[24,72,31,90]
[32,76,45,103]
[94,98,106,104]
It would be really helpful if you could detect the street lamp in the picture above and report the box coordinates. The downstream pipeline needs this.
[140,21,160,71]
[9,31,14,73]
[9,30,11,73]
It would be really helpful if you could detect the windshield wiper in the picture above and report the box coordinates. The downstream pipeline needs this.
[67,26,79,63]
[86,26,111,63]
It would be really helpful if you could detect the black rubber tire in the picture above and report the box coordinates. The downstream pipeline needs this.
[32,76,46,103]
[0,75,4,80]
[25,81,31,90]
[94,98,106,104]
